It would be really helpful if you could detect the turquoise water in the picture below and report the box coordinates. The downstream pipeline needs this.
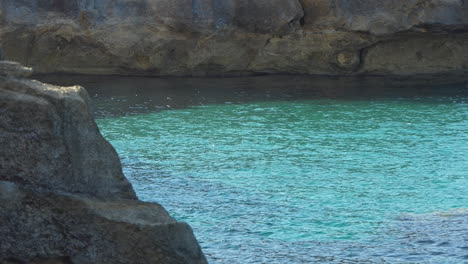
[41,75,468,263]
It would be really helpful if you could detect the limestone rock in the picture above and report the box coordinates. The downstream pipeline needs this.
[301,0,468,34]
[0,62,207,263]
[0,0,304,33]
[0,61,32,77]
[0,65,135,199]
[0,0,467,76]
[0,181,206,264]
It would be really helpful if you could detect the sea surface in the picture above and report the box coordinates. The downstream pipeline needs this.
[41,75,468,263]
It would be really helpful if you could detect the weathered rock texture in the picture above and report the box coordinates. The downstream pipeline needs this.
[0,0,467,76]
[0,61,207,264]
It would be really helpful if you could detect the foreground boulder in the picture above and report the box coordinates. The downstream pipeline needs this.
[0,61,207,264]
[0,0,467,76]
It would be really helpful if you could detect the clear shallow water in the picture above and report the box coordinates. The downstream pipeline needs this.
[41,75,468,263]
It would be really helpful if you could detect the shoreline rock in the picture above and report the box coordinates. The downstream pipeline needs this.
[0,0,467,77]
[0,61,207,263]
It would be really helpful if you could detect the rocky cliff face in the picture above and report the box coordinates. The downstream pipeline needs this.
[0,0,467,76]
[0,61,207,264]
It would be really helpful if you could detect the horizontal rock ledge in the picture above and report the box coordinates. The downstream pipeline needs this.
[0,0,467,76]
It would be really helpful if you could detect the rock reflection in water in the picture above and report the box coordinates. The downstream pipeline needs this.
[38,74,467,118]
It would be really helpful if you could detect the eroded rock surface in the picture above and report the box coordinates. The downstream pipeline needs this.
[0,61,135,199]
[0,62,207,264]
[0,0,467,76]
